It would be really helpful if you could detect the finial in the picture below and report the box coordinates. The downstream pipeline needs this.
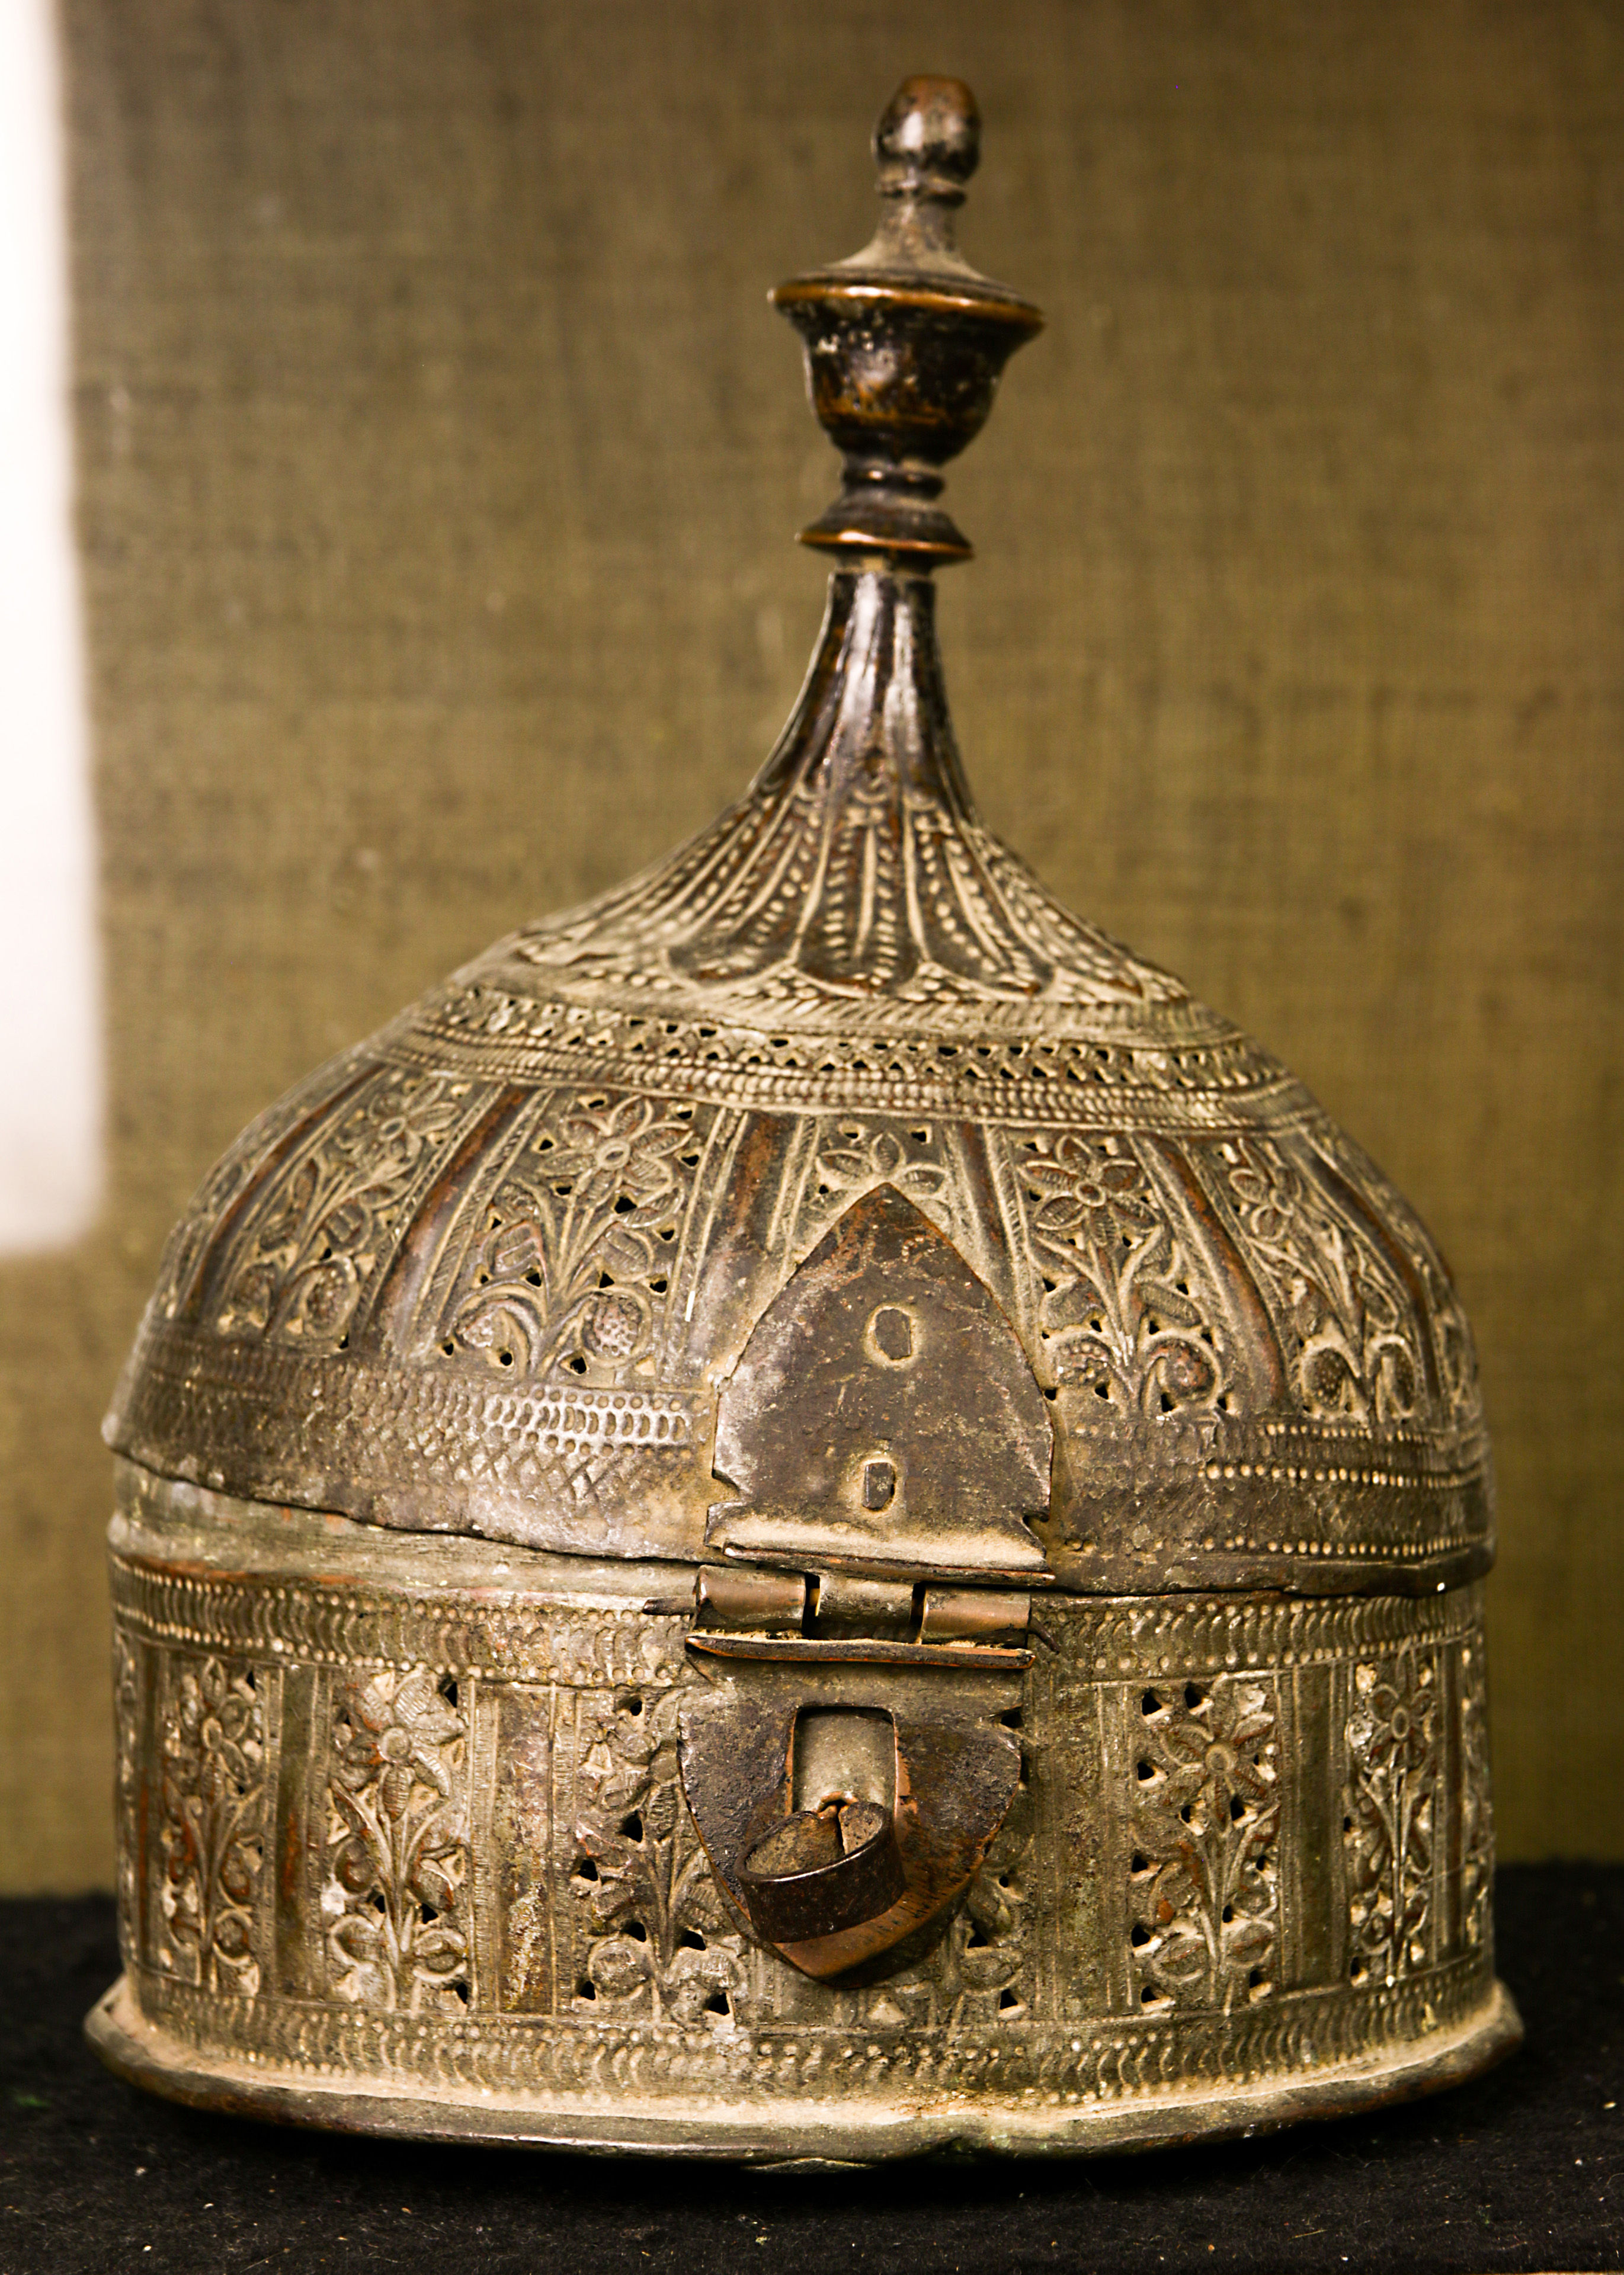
[772,76,1042,565]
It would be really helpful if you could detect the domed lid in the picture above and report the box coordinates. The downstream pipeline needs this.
[107,80,1491,1600]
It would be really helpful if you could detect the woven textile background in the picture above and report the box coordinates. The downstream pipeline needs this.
[2,0,1619,1887]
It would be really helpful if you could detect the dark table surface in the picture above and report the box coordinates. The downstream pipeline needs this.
[2,1866,1618,2275]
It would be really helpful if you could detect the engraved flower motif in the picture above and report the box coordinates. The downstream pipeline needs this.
[326,1667,469,2011]
[571,1686,745,2025]
[219,1074,467,1345]
[1020,1135,1221,1414]
[159,1658,264,1991]
[1143,1680,1278,1825]
[1349,1659,1435,1780]
[167,1659,262,1809]
[539,1097,693,1213]
[815,1126,946,1202]
[339,1075,465,1164]
[1223,1139,1423,1425]
[1228,1152,1299,1247]
[1023,1136,1155,1252]
[581,1287,651,1360]
[334,1667,464,1822]
[450,1094,697,1380]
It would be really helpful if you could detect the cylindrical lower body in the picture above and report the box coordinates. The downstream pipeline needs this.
[88,1460,1519,2161]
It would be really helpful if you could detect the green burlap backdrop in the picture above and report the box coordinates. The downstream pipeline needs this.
[2,0,1619,1886]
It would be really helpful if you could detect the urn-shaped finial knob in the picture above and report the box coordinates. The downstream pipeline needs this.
[772,76,1043,563]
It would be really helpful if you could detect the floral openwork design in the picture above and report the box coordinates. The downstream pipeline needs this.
[325,1666,470,2012]
[450,1092,703,1383]
[863,1776,1036,2033]
[216,1072,467,1348]
[1019,1134,1225,1415]
[1127,1675,1280,2012]
[569,1683,744,2024]
[1345,1652,1439,1986]
[1219,1136,1427,1426]
[159,1656,265,1997]
[813,1123,948,1208]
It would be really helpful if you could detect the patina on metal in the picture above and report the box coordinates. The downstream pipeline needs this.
[88,76,1520,2161]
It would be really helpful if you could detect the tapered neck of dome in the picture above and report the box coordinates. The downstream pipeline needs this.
[498,549,1182,1012]
[754,569,976,824]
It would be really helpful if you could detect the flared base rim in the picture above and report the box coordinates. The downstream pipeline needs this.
[85,1975,1522,2165]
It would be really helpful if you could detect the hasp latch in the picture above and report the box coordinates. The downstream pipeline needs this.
[674,1557,1041,1982]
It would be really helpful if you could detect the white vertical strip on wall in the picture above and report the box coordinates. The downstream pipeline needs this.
[0,0,101,1251]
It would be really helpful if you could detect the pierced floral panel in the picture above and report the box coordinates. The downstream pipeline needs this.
[155,1653,267,1998]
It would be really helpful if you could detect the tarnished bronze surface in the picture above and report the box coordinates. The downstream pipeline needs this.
[91,76,1517,2157]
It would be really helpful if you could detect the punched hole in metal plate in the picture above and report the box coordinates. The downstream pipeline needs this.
[862,1456,896,1511]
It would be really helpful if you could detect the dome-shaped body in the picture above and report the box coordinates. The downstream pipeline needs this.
[107,565,1491,1603]
[89,79,1516,2159]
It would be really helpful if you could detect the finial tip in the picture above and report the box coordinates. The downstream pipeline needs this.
[874,77,981,202]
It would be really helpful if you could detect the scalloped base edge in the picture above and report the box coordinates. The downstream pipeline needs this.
[85,1975,1522,2165]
